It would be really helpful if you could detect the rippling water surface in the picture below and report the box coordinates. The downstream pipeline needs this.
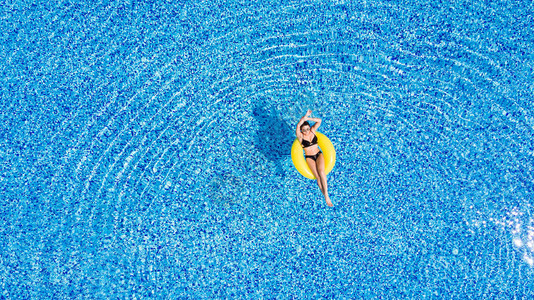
[2,0,534,298]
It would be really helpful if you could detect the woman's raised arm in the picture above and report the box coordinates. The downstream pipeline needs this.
[295,110,312,137]
[309,117,321,132]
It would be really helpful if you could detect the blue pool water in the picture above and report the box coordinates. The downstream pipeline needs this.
[2,0,534,298]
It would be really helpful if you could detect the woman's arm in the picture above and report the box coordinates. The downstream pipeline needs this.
[309,117,322,132]
[295,110,312,137]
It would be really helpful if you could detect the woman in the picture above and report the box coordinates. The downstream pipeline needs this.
[296,110,333,207]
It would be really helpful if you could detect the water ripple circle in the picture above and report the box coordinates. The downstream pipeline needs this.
[4,0,534,298]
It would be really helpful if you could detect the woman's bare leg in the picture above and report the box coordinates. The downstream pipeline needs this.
[306,158,323,192]
[315,154,332,206]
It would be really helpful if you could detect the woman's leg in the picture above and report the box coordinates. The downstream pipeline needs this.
[315,154,332,206]
[305,157,323,193]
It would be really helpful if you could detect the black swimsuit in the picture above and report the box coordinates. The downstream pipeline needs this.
[302,133,322,161]
[305,151,322,161]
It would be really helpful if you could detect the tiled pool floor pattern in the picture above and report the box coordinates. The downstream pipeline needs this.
[2,0,534,298]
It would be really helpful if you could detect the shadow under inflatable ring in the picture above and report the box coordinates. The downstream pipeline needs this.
[291,132,336,180]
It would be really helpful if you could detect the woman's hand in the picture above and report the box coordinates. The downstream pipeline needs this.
[299,110,313,124]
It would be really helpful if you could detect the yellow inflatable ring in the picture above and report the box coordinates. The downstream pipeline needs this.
[291,132,336,179]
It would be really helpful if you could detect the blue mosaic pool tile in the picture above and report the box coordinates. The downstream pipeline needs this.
[2,0,534,298]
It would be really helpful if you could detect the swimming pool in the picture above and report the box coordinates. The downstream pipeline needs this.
[2,0,534,298]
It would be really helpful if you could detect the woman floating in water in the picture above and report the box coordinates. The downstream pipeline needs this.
[296,110,333,207]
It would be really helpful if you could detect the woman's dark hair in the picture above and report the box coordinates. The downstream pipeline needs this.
[300,121,311,130]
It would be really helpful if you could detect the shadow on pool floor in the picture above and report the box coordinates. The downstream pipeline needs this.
[252,104,294,177]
